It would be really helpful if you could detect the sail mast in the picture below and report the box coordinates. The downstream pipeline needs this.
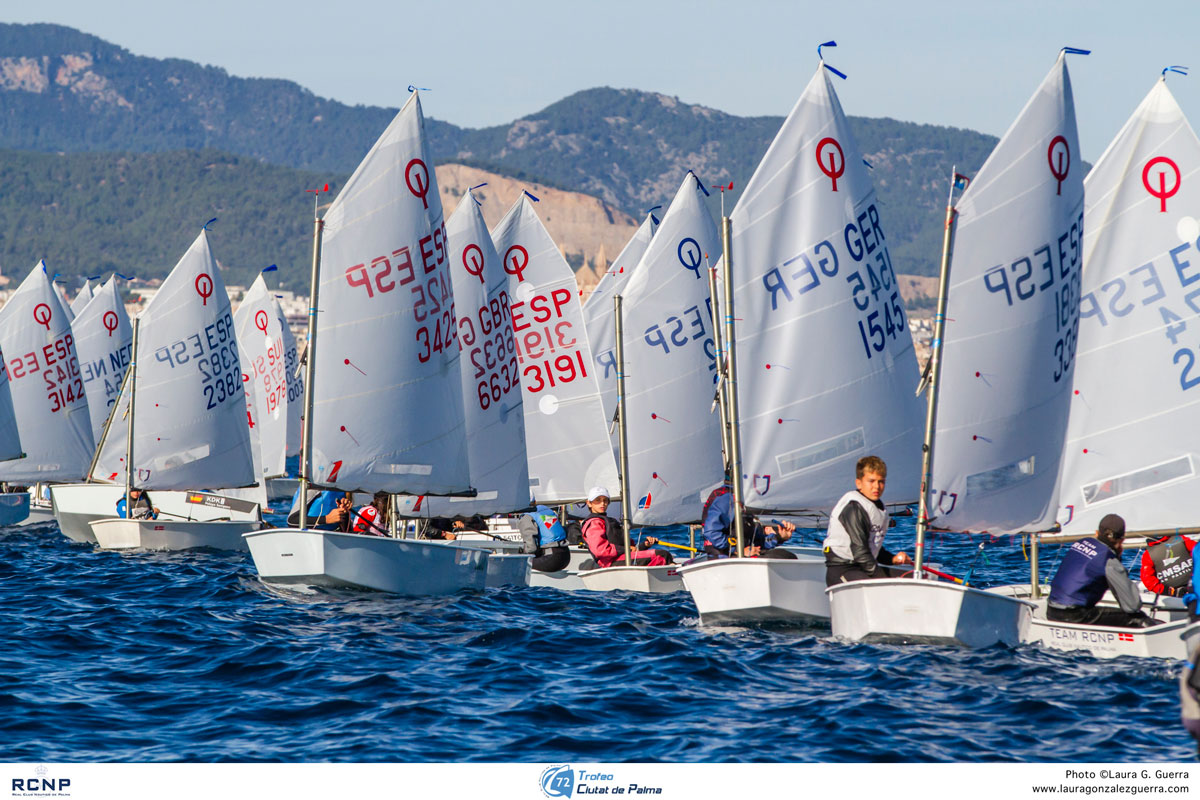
[707,263,730,475]
[124,317,140,514]
[614,294,633,557]
[721,214,746,556]
[299,193,324,530]
[914,169,961,575]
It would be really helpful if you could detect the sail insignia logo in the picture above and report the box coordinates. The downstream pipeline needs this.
[540,764,574,798]
[10,764,72,797]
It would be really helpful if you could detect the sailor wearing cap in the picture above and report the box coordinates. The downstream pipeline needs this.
[1046,513,1160,629]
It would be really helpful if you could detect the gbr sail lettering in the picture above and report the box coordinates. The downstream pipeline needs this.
[343,223,457,365]
[7,333,83,413]
[760,203,907,362]
[511,287,589,393]
[981,211,1083,382]
[1077,232,1200,392]
[153,312,243,410]
[459,290,520,411]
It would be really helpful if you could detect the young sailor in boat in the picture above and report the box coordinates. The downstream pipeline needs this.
[116,488,159,521]
[349,492,390,537]
[700,478,797,559]
[1138,532,1195,603]
[286,488,349,531]
[580,486,673,568]
[822,455,911,585]
[517,505,571,572]
[1046,513,1161,628]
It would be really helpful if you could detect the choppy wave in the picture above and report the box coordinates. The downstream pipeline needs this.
[0,515,1194,762]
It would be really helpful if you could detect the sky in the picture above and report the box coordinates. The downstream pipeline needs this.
[6,0,1200,162]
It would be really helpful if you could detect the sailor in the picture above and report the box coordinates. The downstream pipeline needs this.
[286,487,349,531]
[1139,532,1195,600]
[1046,513,1160,628]
[349,492,390,536]
[517,505,571,572]
[580,486,672,568]
[700,478,797,559]
[822,455,910,585]
[115,488,158,520]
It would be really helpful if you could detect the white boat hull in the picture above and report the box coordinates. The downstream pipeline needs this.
[828,577,1034,648]
[528,547,594,591]
[50,484,262,543]
[484,553,532,588]
[1184,621,1200,661]
[679,550,829,625]
[244,528,490,596]
[90,518,262,552]
[578,564,683,593]
[0,492,30,526]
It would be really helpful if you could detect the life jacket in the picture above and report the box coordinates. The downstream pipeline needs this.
[528,505,567,548]
[1049,537,1115,608]
[821,490,889,562]
[116,493,155,520]
[701,484,757,553]
[288,488,343,531]
[1144,535,1193,591]
[351,504,387,536]
[582,512,624,566]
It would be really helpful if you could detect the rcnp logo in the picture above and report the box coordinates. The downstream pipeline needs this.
[540,764,574,798]
[11,764,71,796]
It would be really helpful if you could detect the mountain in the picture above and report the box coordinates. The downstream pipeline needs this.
[0,150,641,292]
[0,22,1006,276]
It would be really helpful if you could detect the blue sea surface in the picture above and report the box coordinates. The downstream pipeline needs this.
[0,512,1194,763]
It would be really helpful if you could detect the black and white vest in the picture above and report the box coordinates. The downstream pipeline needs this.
[821,490,890,561]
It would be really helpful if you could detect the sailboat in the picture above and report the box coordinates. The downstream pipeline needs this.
[86,228,264,551]
[679,55,925,624]
[491,194,620,504]
[0,262,94,526]
[393,187,534,588]
[827,51,1088,647]
[72,276,133,445]
[244,91,494,596]
[991,72,1200,659]
[577,172,723,593]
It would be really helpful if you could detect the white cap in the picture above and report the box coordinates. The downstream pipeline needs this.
[586,486,611,502]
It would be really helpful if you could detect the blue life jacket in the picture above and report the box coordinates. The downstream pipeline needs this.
[529,505,567,547]
[1049,537,1114,608]
[289,488,343,531]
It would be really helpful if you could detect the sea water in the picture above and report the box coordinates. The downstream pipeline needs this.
[0,512,1193,762]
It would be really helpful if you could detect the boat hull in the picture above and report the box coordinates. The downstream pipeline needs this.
[90,518,262,552]
[1184,621,1200,661]
[0,492,31,526]
[484,552,532,588]
[679,550,829,625]
[50,484,262,543]
[578,564,683,593]
[244,528,490,596]
[828,577,1034,648]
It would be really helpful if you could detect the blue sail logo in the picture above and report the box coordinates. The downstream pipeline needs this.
[540,764,575,798]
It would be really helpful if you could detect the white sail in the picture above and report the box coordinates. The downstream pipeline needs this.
[69,281,94,318]
[223,373,270,507]
[1057,78,1200,534]
[417,190,531,516]
[621,173,724,524]
[492,195,619,502]
[94,230,256,490]
[0,262,94,480]
[930,53,1084,533]
[730,65,923,512]
[73,277,133,444]
[276,295,303,459]
[582,212,658,427]
[0,348,23,462]
[309,91,470,495]
[233,275,289,478]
